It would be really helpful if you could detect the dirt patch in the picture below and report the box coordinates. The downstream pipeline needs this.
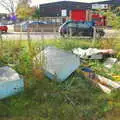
[104,108,120,120]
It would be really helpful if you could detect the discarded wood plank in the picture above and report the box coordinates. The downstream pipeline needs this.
[97,83,112,94]
[81,67,120,94]
[97,75,120,89]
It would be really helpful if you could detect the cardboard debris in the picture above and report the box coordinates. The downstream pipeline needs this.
[36,46,80,81]
[0,66,24,99]
[104,57,117,69]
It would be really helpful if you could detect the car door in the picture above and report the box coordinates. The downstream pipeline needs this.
[66,21,77,35]
[77,22,89,36]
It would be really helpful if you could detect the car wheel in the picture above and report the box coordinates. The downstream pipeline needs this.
[0,30,2,34]
[96,33,101,39]
[60,32,65,37]
[4,30,7,33]
[78,32,83,36]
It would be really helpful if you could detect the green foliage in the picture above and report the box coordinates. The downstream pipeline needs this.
[16,0,32,19]
[16,7,32,19]
[102,7,120,29]
[32,7,40,19]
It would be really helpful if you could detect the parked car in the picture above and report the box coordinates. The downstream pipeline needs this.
[14,21,46,32]
[29,21,46,25]
[59,20,105,37]
[0,23,8,33]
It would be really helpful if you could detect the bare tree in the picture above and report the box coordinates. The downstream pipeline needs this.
[0,0,18,13]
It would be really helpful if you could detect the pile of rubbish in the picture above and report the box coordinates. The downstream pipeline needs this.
[0,46,119,100]
[37,46,120,94]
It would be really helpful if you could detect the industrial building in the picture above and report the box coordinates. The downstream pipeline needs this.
[40,1,91,17]
[39,0,120,24]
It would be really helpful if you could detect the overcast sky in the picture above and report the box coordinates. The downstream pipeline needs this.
[31,0,108,5]
[0,0,108,13]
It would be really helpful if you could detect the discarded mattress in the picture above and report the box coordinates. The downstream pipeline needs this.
[36,46,80,81]
[72,48,114,59]
[0,66,24,99]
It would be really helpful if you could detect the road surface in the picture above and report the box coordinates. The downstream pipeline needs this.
[1,32,60,41]
[1,29,120,41]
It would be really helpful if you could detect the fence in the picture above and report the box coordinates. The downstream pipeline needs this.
[0,23,120,42]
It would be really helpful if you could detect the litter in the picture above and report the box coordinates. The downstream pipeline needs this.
[112,75,120,81]
[97,75,120,89]
[72,48,115,59]
[35,46,80,81]
[104,57,117,69]
[81,67,120,94]
[0,66,24,99]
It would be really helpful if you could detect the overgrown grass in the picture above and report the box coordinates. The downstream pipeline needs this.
[0,38,120,120]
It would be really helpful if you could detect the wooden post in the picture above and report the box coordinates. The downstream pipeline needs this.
[0,31,2,41]
[0,31,3,51]
[20,24,22,40]
[92,26,96,45]
[54,26,57,39]
[41,28,44,41]
[69,27,72,39]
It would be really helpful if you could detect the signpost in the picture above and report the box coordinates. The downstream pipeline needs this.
[61,9,67,17]
[92,4,109,9]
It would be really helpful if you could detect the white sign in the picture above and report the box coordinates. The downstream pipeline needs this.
[92,4,108,9]
[61,9,67,17]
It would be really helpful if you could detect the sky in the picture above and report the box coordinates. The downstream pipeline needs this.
[31,0,108,6]
[0,0,108,13]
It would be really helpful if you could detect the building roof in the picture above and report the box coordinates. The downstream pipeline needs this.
[92,0,120,5]
[40,1,91,9]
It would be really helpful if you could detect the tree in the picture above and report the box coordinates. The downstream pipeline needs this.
[16,7,32,19]
[0,0,18,13]
[32,7,40,20]
[16,0,32,20]
[17,0,31,7]
[103,7,120,29]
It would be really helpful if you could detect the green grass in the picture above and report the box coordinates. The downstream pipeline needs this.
[0,39,120,120]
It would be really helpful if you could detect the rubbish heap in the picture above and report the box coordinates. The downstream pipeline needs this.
[35,46,120,94]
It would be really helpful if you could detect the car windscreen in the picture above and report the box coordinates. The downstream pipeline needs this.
[67,22,77,27]
[77,22,90,29]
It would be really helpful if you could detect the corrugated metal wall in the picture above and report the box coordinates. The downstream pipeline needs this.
[40,1,91,17]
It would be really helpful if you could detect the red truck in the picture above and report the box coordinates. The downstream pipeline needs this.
[0,23,8,33]
[70,10,106,26]
[92,14,106,26]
